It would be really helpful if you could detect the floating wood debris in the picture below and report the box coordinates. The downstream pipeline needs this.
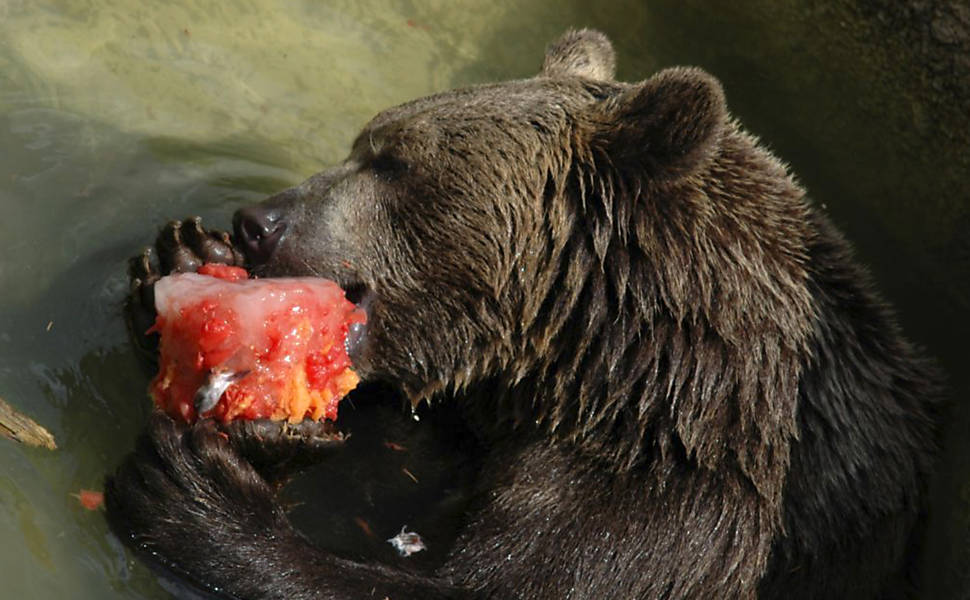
[0,396,56,450]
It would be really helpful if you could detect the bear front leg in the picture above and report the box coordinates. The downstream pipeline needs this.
[126,217,245,362]
[105,413,474,600]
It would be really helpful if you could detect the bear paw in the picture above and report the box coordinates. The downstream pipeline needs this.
[126,217,245,362]
[104,413,294,583]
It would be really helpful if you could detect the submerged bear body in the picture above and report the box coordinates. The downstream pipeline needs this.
[106,30,941,599]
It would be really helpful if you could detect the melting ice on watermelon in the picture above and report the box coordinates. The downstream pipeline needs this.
[150,263,365,424]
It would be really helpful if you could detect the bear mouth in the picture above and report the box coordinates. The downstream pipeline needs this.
[341,282,370,306]
[340,281,375,360]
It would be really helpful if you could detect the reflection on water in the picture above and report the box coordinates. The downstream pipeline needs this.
[0,1,966,598]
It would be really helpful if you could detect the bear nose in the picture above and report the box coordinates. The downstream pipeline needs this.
[233,205,286,265]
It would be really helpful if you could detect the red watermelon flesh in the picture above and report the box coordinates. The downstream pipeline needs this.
[150,264,365,424]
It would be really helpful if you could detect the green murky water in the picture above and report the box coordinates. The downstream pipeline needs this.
[1,1,967,598]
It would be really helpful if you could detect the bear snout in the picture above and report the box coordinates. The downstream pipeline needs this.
[233,204,287,266]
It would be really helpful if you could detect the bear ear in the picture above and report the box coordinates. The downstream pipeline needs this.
[594,67,727,178]
[541,29,616,80]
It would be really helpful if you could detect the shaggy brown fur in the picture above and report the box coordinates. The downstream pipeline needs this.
[106,29,941,599]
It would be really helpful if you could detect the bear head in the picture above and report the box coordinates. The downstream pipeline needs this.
[233,30,815,498]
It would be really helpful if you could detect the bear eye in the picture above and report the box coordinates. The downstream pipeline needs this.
[370,153,409,181]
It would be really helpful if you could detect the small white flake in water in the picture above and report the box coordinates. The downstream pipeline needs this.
[387,526,426,557]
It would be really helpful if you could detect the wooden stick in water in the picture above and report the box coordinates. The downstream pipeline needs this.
[0,396,56,450]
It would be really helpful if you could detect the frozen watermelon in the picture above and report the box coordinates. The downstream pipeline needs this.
[149,263,365,424]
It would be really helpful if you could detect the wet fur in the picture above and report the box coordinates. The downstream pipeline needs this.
[106,30,942,599]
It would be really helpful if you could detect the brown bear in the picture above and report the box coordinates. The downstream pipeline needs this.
[105,29,942,599]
